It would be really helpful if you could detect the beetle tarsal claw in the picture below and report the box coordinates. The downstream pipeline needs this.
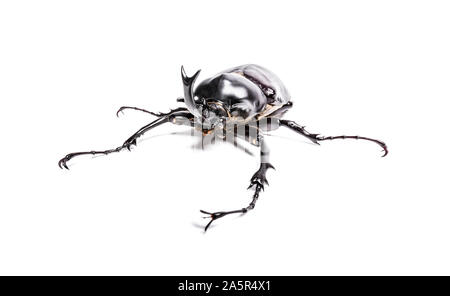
[200,210,213,218]
[199,210,243,231]
[58,155,71,170]
[199,210,222,231]
[122,137,138,151]
[200,210,226,220]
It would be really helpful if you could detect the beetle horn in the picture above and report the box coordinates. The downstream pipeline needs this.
[181,66,202,118]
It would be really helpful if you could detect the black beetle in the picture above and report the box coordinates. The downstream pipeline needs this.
[58,64,388,231]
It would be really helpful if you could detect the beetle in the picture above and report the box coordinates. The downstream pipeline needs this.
[58,64,388,231]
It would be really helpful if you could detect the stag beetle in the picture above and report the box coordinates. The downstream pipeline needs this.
[58,64,388,231]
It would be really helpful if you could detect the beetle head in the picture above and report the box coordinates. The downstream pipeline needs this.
[199,100,230,130]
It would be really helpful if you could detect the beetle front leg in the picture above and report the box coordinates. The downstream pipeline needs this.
[200,182,268,232]
[58,112,194,169]
[279,119,388,157]
[200,135,274,231]
[116,106,188,117]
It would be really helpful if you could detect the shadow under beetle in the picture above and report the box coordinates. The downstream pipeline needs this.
[58,64,388,231]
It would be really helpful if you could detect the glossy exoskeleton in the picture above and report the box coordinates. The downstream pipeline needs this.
[58,64,388,231]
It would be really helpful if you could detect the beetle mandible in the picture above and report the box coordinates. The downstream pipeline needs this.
[58,64,388,231]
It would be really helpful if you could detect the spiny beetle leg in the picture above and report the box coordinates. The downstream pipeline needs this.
[279,119,388,157]
[200,183,264,232]
[116,106,188,118]
[58,117,170,169]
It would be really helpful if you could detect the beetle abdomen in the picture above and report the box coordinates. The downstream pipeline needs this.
[224,64,291,105]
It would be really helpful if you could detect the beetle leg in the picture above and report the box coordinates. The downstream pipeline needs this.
[279,119,388,157]
[262,101,293,119]
[58,112,194,169]
[200,182,267,231]
[116,106,188,117]
[200,135,274,231]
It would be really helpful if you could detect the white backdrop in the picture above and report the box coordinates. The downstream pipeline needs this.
[1,0,449,275]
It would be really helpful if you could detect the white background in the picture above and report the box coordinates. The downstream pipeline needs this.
[0,0,449,275]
